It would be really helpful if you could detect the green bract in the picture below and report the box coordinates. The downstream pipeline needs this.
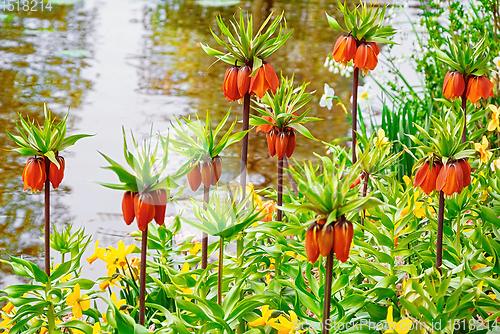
[6,103,93,166]
[326,1,396,44]
[249,75,319,138]
[201,10,292,74]
[183,190,262,239]
[169,110,247,161]
[98,129,184,194]
[286,153,383,224]
[435,37,490,75]
[409,111,476,165]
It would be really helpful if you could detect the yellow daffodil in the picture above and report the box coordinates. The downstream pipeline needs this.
[487,105,500,132]
[373,128,389,147]
[2,303,14,315]
[475,136,492,166]
[93,322,102,334]
[189,242,202,255]
[104,241,135,276]
[268,310,304,334]
[384,305,413,334]
[402,175,412,187]
[110,292,126,309]
[122,256,140,279]
[87,240,107,265]
[248,305,277,327]
[66,283,90,318]
[99,276,121,291]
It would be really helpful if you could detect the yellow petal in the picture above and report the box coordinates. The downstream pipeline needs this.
[181,262,190,274]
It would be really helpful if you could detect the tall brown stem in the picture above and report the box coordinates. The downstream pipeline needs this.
[139,225,148,325]
[218,237,223,305]
[351,68,360,164]
[461,77,469,143]
[277,157,284,221]
[361,172,369,227]
[436,191,445,274]
[44,157,51,277]
[322,249,334,334]
[240,93,251,197]
[202,185,209,269]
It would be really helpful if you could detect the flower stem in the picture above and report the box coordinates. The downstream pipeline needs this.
[436,191,445,274]
[44,157,51,277]
[461,77,468,143]
[218,237,223,305]
[139,225,148,326]
[277,157,284,221]
[202,185,209,270]
[240,93,251,197]
[45,280,55,333]
[361,172,369,227]
[322,249,334,334]
[352,67,360,164]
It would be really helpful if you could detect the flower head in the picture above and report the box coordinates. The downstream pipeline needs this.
[66,283,90,318]
[487,104,500,132]
[384,305,413,334]
[22,157,46,193]
[414,161,442,195]
[248,305,276,327]
[475,136,492,166]
[319,83,336,110]
[373,129,389,147]
[332,35,357,66]
[87,240,107,265]
[354,42,379,75]
[250,62,279,98]
[436,159,471,195]
[49,155,65,189]
[268,310,304,334]
[351,83,376,110]
[442,71,465,100]
[467,75,494,104]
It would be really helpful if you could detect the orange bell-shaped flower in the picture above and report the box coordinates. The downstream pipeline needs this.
[212,156,222,184]
[201,160,214,188]
[237,65,251,97]
[134,192,155,231]
[442,71,465,100]
[152,189,167,225]
[22,157,46,193]
[305,223,320,263]
[222,66,242,102]
[436,161,466,196]
[318,223,334,257]
[285,129,296,158]
[457,158,471,188]
[332,35,357,66]
[333,216,353,263]
[266,128,278,157]
[275,131,288,159]
[122,191,137,225]
[187,161,201,191]
[249,62,279,98]
[414,161,442,195]
[354,42,379,75]
[49,156,65,189]
[466,75,494,103]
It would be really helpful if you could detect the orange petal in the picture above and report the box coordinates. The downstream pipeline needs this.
[305,223,320,263]
[250,67,267,98]
[187,162,201,191]
[333,217,353,263]
[122,191,136,225]
[332,35,347,62]
[237,65,251,97]
[263,62,279,94]
[318,224,333,256]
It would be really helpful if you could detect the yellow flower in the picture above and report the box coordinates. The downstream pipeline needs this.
[384,305,413,334]
[248,305,276,327]
[110,292,126,309]
[373,129,389,147]
[99,276,121,291]
[268,310,304,334]
[104,241,135,276]
[87,240,107,265]
[402,175,412,187]
[171,263,193,300]
[66,283,90,318]
[2,303,14,315]
[475,136,492,166]
[93,322,101,334]
[189,242,202,255]
[487,105,500,132]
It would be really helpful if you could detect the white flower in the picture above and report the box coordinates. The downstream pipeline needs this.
[319,83,336,110]
[493,56,500,69]
[351,83,377,110]
[491,158,500,171]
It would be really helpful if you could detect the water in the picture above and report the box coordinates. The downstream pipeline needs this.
[0,0,420,287]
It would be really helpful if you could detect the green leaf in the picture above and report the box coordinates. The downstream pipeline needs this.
[326,13,344,31]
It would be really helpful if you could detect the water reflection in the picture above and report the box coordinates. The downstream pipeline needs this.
[0,0,358,284]
[0,1,92,285]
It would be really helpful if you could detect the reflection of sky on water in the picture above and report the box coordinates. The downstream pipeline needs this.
[0,0,423,286]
